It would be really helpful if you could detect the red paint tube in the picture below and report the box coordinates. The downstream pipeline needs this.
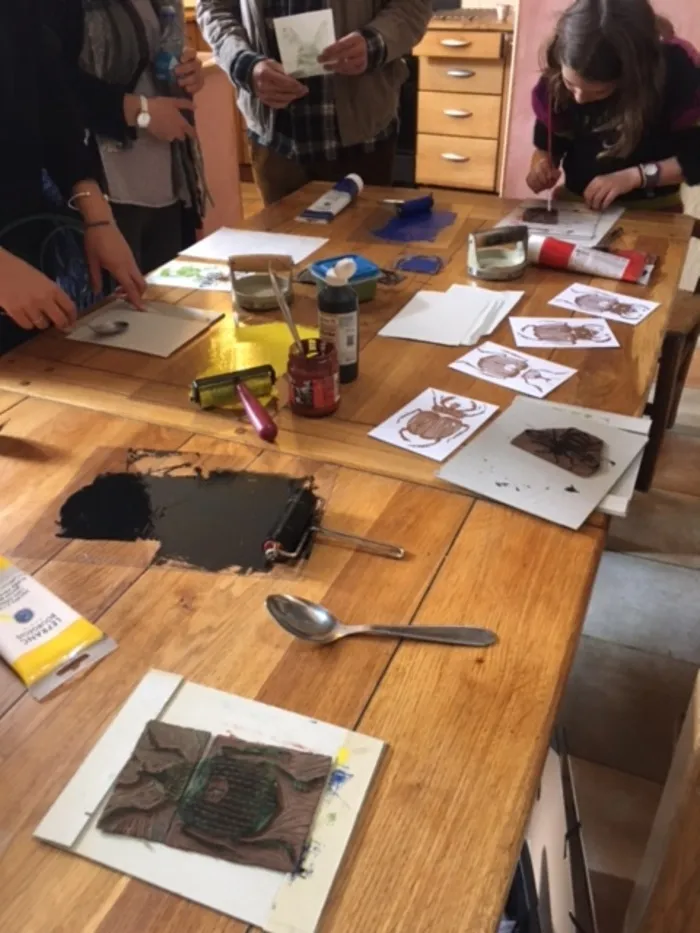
[528,234,648,283]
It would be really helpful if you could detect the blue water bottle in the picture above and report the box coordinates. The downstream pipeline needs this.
[154,4,184,87]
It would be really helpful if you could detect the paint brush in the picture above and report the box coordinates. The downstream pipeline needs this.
[269,262,305,356]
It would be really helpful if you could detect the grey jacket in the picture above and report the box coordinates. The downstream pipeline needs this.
[196,0,431,148]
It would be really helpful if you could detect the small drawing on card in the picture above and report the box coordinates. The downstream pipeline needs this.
[369,388,499,462]
[509,317,619,349]
[548,283,660,326]
[273,10,335,79]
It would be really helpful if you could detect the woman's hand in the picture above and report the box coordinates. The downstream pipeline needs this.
[124,94,195,141]
[175,49,204,95]
[84,224,146,309]
[0,249,76,331]
[584,168,641,210]
[526,153,561,194]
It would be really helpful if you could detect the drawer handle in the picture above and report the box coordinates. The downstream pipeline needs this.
[443,109,472,118]
[441,153,470,163]
[440,39,472,48]
[446,69,475,79]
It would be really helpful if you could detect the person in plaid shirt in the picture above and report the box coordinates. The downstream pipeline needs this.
[198,0,431,204]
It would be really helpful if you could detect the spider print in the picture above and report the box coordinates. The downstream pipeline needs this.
[398,392,486,448]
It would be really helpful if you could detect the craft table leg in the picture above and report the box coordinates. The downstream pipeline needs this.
[636,333,684,492]
[667,326,700,428]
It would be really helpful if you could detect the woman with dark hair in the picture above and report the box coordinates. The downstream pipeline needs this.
[527,0,700,211]
[0,0,145,352]
[43,0,208,274]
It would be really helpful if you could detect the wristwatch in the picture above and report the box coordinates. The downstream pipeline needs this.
[639,162,660,189]
[136,95,151,130]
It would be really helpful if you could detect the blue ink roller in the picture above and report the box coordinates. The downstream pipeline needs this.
[392,195,435,218]
[375,194,456,244]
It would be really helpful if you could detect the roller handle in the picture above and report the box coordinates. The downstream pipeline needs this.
[236,382,278,443]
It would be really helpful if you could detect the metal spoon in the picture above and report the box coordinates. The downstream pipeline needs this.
[265,594,498,648]
[89,320,129,338]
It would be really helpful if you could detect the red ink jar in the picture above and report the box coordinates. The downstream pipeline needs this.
[287,339,340,418]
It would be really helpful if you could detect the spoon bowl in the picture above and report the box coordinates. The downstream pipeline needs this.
[89,320,129,338]
[265,594,498,648]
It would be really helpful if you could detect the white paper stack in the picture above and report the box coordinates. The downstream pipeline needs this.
[378,285,523,347]
[181,227,328,265]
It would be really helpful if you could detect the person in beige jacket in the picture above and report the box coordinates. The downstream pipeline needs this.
[197,0,431,204]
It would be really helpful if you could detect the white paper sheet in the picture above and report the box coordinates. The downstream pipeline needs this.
[147,258,231,292]
[497,200,623,248]
[548,282,660,326]
[378,286,523,347]
[181,228,328,265]
[447,285,524,345]
[369,388,499,462]
[510,316,619,349]
[35,670,385,933]
[437,396,648,529]
[450,341,577,399]
[66,300,224,357]
[273,9,335,79]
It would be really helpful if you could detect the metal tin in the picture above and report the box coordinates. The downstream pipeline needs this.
[287,339,340,418]
[467,225,528,281]
[229,254,294,312]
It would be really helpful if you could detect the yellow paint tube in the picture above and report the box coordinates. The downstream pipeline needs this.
[0,557,117,700]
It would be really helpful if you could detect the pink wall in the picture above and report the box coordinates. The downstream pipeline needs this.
[502,1,700,200]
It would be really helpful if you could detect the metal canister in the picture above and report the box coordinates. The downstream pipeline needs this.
[287,339,340,418]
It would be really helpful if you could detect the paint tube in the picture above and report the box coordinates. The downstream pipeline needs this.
[0,556,117,700]
[296,174,364,224]
[528,234,648,284]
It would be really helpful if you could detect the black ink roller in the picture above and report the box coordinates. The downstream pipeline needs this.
[190,364,278,442]
[382,194,435,218]
[264,479,405,563]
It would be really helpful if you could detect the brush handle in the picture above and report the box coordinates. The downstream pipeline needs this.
[236,383,278,442]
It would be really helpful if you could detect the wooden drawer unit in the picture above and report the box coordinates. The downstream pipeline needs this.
[413,29,502,60]
[418,91,501,139]
[416,134,497,191]
[419,58,504,96]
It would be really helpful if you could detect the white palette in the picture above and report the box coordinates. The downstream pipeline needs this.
[147,258,231,292]
[510,317,619,349]
[549,283,660,326]
[274,9,335,79]
[35,670,385,933]
[378,287,523,347]
[450,341,576,399]
[67,300,224,357]
[369,388,499,462]
[181,228,327,265]
[437,397,649,529]
[497,200,623,248]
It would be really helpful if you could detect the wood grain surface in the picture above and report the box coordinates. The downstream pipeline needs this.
[0,399,603,933]
[0,185,689,933]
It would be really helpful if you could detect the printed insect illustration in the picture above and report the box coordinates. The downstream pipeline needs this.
[398,391,486,448]
[465,348,561,394]
[520,321,612,344]
[574,290,645,320]
[522,207,559,225]
[281,22,332,76]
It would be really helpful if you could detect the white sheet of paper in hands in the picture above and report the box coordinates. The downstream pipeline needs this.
[273,10,336,79]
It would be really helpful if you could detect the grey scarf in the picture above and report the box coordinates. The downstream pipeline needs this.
[79,0,206,216]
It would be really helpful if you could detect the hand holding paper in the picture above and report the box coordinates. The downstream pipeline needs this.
[252,60,308,109]
[318,32,369,76]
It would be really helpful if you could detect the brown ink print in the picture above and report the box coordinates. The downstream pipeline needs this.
[398,392,486,449]
[573,291,644,320]
[466,348,560,394]
[512,427,604,477]
[520,322,611,345]
[165,735,333,873]
[522,207,559,225]
[98,721,211,842]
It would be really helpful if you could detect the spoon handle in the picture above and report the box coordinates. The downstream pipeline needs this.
[365,626,497,647]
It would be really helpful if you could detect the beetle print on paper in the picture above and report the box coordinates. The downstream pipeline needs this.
[398,391,487,449]
[464,347,562,395]
[573,290,646,320]
[520,321,612,345]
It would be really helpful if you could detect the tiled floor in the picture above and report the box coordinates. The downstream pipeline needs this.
[242,181,700,932]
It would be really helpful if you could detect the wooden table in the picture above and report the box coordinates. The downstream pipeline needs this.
[0,186,692,933]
